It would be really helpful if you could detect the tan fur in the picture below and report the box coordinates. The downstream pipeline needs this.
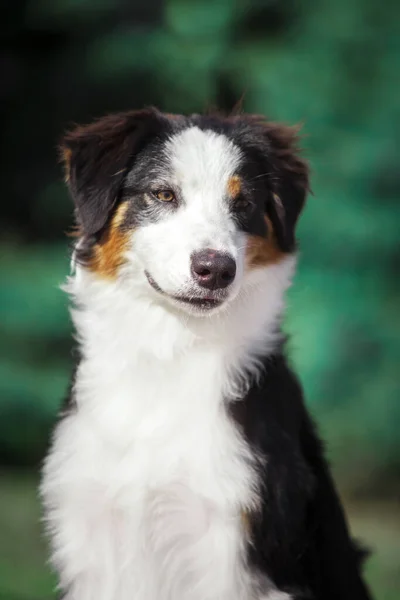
[245,216,286,269]
[227,175,241,199]
[67,225,82,238]
[88,202,130,279]
[62,147,72,183]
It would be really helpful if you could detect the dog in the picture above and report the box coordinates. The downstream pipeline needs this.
[41,108,372,600]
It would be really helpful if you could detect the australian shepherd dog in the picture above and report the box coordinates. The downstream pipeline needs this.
[41,108,372,600]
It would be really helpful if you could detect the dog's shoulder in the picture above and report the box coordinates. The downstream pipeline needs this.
[232,345,371,599]
[231,342,307,449]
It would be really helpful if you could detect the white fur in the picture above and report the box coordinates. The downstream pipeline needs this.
[41,128,296,600]
[133,127,245,311]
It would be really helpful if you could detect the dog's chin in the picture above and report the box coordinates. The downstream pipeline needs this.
[144,271,231,317]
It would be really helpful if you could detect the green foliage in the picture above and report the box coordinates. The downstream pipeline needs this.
[0,472,56,598]
[2,0,399,486]
[1,1,400,598]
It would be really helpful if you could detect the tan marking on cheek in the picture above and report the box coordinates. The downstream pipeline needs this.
[227,174,241,198]
[111,200,130,228]
[62,147,72,182]
[88,202,131,279]
[245,216,287,270]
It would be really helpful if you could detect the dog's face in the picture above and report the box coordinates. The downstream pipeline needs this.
[62,109,309,316]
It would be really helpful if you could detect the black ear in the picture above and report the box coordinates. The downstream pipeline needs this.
[234,116,310,252]
[60,108,166,237]
[263,121,310,251]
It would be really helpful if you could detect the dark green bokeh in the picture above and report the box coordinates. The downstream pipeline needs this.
[1,1,399,598]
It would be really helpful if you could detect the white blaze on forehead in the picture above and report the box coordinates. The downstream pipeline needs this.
[130,126,247,300]
[166,127,242,201]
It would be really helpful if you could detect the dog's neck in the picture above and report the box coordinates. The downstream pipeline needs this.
[62,258,295,448]
[66,256,295,393]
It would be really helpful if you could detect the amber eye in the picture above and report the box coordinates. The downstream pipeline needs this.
[154,190,175,202]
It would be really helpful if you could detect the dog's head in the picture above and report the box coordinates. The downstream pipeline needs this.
[62,108,309,317]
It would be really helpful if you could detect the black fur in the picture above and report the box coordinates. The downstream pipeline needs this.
[228,116,309,252]
[61,108,174,237]
[231,349,372,600]
[61,110,309,265]
[190,113,309,251]
[60,109,371,598]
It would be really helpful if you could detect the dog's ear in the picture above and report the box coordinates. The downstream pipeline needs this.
[235,116,310,252]
[60,108,166,237]
[263,122,310,251]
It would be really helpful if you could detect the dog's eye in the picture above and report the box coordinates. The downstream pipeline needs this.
[154,190,175,203]
[234,197,250,211]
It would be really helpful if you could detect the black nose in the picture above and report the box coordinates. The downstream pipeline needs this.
[191,249,236,290]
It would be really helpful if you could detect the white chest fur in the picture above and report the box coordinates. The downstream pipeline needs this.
[42,263,295,600]
[43,350,259,600]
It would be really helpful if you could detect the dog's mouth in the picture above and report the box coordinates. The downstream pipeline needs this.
[145,271,224,311]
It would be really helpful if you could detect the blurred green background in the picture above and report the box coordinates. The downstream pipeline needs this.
[1,0,399,598]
